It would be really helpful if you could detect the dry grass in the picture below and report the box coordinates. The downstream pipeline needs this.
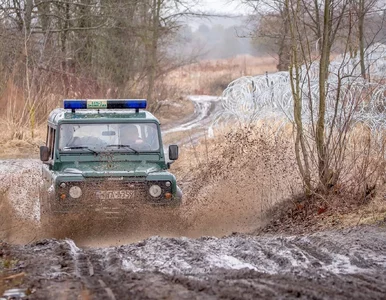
[333,185,386,228]
[0,77,62,157]
[155,97,195,126]
[261,185,386,235]
[165,55,278,96]
[0,126,45,159]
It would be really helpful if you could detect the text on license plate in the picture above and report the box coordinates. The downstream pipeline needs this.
[96,190,135,200]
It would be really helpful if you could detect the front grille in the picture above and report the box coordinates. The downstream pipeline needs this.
[83,180,148,194]
[52,179,173,216]
[53,180,147,215]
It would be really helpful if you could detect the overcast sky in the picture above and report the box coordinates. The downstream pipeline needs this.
[200,0,250,15]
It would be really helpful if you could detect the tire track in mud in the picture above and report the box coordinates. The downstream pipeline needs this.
[65,240,117,299]
[5,225,386,299]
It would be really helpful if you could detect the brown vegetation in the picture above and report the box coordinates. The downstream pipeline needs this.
[261,183,386,235]
[164,55,277,96]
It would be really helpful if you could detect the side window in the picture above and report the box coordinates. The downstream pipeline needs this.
[46,126,50,146]
[145,124,159,149]
[48,127,56,159]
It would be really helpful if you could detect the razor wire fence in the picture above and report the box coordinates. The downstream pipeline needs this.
[215,43,386,140]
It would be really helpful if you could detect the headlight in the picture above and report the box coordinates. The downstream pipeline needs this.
[165,181,171,187]
[149,185,162,197]
[60,182,66,188]
[69,186,82,198]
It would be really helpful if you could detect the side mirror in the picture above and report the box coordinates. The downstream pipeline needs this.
[169,144,179,161]
[40,146,50,162]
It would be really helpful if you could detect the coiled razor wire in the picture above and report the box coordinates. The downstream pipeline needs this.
[215,43,386,142]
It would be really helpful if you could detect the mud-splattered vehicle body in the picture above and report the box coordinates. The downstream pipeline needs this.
[39,99,181,221]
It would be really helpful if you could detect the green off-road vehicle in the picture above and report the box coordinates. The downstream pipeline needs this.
[39,99,181,222]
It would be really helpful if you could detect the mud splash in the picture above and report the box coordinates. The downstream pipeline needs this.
[0,159,41,221]
[0,158,268,246]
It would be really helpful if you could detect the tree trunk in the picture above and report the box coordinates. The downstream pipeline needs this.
[316,0,332,191]
[313,0,322,54]
[277,8,291,71]
[147,0,161,107]
[358,0,366,79]
[24,0,33,34]
[287,0,312,194]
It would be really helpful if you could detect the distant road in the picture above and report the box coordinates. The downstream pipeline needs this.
[162,95,223,145]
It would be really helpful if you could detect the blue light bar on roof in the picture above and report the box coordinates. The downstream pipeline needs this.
[63,99,147,110]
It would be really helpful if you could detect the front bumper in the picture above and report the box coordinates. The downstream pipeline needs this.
[46,180,181,217]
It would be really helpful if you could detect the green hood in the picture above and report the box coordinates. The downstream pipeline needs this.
[60,161,162,177]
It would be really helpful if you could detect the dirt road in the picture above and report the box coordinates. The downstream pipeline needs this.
[162,95,222,145]
[162,95,222,135]
[2,225,386,299]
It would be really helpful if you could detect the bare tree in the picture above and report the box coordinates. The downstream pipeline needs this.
[0,0,202,135]
[244,0,292,70]
[283,0,386,196]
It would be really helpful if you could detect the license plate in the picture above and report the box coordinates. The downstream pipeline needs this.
[95,190,135,200]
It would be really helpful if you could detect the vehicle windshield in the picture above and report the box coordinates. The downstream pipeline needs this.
[59,123,160,152]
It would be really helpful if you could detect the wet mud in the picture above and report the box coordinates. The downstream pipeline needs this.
[2,225,386,299]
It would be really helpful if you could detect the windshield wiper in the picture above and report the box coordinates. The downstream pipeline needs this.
[63,146,99,155]
[106,144,139,154]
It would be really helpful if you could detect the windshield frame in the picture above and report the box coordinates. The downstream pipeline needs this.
[58,121,162,154]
